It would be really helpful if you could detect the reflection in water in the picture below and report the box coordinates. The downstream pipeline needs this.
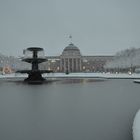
[60,78,107,84]
[3,77,107,85]
[0,78,139,140]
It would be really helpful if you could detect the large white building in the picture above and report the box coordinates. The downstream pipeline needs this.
[46,43,113,73]
[60,43,82,73]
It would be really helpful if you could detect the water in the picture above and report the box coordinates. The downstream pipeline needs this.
[0,78,140,140]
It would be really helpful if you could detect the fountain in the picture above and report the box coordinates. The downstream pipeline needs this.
[17,47,52,84]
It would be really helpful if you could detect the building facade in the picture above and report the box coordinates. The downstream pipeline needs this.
[60,43,82,73]
[44,43,113,73]
[82,56,113,72]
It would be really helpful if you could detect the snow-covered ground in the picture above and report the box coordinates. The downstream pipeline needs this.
[133,109,140,140]
[0,73,28,78]
[45,72,140,79]
[0,72,140,79]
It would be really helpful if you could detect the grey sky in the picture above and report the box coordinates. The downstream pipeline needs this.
[0,0,140,56]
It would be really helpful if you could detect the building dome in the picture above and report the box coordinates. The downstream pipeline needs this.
[62,43,81,56]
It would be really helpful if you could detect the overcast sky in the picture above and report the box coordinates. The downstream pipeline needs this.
[0,0,140,56]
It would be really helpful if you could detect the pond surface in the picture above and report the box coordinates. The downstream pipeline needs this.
[0,78,140,140]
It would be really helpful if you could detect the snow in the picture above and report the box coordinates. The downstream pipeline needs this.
[1,72,140,79]
[45,72,140,79]
[46,72,140,79]
[133,109,140,140]
[0,73,28,78]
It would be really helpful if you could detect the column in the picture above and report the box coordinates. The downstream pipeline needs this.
[68,58,70,72]
[64,58,66,72]
[72,58,74,72]
[79,58,82,72]
[60,58,62,72]
[76,58,78,72]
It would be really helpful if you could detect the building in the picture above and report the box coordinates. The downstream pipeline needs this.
[44,43,113,73]
[60,43,82,73]
[82,55,113,72]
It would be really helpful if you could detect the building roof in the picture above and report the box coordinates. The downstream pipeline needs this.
[64,43,80,51]
[62,43,81,56]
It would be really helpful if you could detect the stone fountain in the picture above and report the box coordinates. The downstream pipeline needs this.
[17,47,52,84]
